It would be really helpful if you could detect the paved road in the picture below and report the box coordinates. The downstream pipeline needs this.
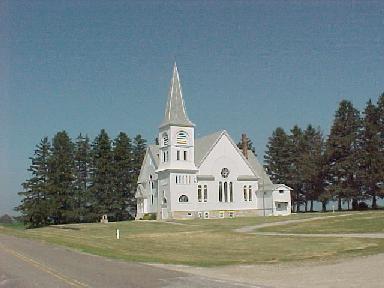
[0,234,263,288]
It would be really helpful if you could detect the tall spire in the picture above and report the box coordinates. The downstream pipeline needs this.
[160,63,194,128]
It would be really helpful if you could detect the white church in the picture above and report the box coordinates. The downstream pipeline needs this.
[135,64,291,220]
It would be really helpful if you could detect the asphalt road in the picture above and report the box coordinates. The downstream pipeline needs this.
[0,234,263,288]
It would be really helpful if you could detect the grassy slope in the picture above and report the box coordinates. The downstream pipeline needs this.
[1,212,384,266]
[258,211,384,234]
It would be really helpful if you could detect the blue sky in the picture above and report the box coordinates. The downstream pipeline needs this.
[1,0,383,215]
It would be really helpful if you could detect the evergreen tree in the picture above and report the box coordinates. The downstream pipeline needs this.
[359,99,384,208]
[73,134,91,222]
[89,129,114,219]
[376,92,384,204]
[300,125,325,211]
[112,132,133,220]
[287,125,305,212]
[48,131,75,224]
[16,137,51,228]
[264,127,291,184]
[325,100,361,210]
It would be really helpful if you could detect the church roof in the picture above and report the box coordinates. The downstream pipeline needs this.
[146,130,273,185]
[194,130,224,165]
[160,63,195,128]
[247,151,273,186]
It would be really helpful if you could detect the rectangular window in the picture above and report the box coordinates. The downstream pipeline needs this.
[219,211,224,218]
[183,151,187,161]
[219,182,223,202]
[204,185,208,202]
[229,211,234,218]
[248,186,252,201]
[224,182,228,202]
[243,186,247,201]
[177,150,180,160]
[198,185,202,202]
[204,212,209,219]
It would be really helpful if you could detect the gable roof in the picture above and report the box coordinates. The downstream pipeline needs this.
[141,131,274,185]
[160,63,194,128]
[194,130,224,165]
[247,151,273,186]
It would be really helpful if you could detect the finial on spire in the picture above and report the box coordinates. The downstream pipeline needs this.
[160,64,194,128]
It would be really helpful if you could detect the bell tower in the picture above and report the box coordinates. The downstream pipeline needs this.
[156,63,197,219]
[158,63,197,172]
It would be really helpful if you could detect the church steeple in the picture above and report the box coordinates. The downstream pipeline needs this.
[160,63,194,128]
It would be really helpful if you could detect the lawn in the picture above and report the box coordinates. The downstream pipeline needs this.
[1,212,384,266]
[258,211,384,234]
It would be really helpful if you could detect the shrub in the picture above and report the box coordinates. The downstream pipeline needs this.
[358,202,369,210]
[142,213,157,220]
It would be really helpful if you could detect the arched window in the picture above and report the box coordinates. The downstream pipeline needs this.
[224,182,228,202]
[219,181,223,202]
[176,131,188,145]
[243,185,247,201]
[204,185,208,202]
[162,133,168,146]
[179,195,189,203]
[198,185,202,202]
[248,185,252,201]
[229,182,233,202]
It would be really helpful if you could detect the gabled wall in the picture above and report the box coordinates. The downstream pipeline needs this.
[195,133,259,212]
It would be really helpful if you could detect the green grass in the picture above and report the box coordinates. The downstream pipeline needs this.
[1,212,384,266]
[258,211,384,234]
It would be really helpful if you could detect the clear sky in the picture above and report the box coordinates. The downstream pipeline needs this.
[1,1,383,215]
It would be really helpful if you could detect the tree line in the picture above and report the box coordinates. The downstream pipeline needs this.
[264,93,384,212]
[16,130,146,228]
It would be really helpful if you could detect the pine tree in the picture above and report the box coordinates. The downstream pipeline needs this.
[73,134,91,222]
[16,137,51,228]
[325,100,361,210]
[359,99,384,208]
[287,125,305,212]
[300,125,325,211]
[264,127,291,184]
[112,132,133,220]
[376,92,384,205]
[48,131,75,224]
[89,129,114,220]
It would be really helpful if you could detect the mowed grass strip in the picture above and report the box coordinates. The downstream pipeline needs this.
[2,212,384,266]
[258,211,384,234]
